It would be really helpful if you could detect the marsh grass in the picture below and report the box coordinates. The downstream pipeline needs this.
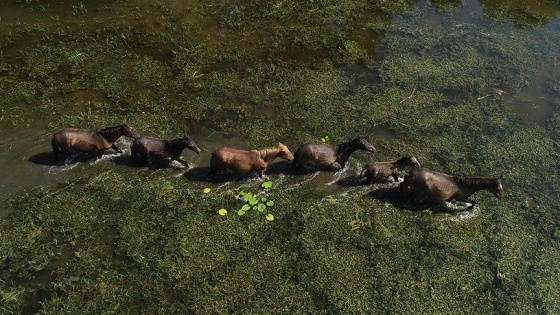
[1,0,560,314]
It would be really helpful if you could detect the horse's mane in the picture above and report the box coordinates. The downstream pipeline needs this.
[336,138,359,154]
[394,156,410,165]
[97,125,125,142]
[253,146,282,161]
[165,138,186,153]
[455,176,499,187]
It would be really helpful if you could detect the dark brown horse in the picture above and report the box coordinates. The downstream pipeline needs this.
[130,135,201,167]
[292,137,376,171]
[400,167,504,208]
[361,154,421,182]
[209,143,294,178]
[51,123,139,162]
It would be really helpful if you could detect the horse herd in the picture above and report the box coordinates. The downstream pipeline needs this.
[50,123,505,208]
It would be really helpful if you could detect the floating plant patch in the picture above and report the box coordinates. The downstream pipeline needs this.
[218,209,228,216]
[261,181,273,189]
[227,181,277,221]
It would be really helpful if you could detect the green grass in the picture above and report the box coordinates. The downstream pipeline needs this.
[1,1,560,314]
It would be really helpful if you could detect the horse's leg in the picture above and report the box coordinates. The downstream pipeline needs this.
[110,144,123,153]
[291,152,301,171]
[51,138,60,162]
[208,156,226,175]
[174,157,190,167]
[455,196,476,209]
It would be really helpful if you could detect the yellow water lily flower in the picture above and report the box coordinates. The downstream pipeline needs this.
[203,188,211,194]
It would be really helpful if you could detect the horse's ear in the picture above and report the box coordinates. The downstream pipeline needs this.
[278,142,284,147]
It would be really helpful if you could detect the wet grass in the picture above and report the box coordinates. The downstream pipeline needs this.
[1,0,560,314]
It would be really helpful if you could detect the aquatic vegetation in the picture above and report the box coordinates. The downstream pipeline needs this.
[235,181,276,219]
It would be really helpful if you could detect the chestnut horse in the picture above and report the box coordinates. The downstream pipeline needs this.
[400,167,504,208]
[51,123,139,162]
[361,154,421,183]
[292,137,376,171]
[209,143,294,177]
[130,135,201,167]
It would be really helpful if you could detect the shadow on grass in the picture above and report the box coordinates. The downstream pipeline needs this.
[183,166,251,183]
[265,160,297,175]
[336,175,366,187]
[111,155,183,170]
[28,151,97,166]
[367,186,432,211]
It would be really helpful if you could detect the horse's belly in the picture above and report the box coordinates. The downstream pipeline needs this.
[71,141,99,152]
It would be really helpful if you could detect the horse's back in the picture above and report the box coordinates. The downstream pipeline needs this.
[211,147,265,175]
[295,143,336,165]
[406,168,459,202]
[52,128,98,149]
[132,136,165,153]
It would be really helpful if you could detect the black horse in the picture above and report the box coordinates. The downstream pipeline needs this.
[361,154,421,183]
[130,135,201,167]
[292,137,376,171]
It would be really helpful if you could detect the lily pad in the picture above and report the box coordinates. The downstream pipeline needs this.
[261,181,273,189]
[249,197,259,205]
[237,209,246,216]
[266,200,275,207]
[241,204,251,211]
[218,209,228,216]
[265,214,275,221]
[257,204,266,212]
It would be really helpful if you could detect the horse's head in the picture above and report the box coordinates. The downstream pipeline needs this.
[354,137,376,153]
[408,154,421,168]
[277,142,294,161]
[491,179,505,198]
[122,123,140,138]
[182,135,201,154]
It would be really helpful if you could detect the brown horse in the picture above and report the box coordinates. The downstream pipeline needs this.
[292,137,376,171]
[361,154,421,183]
[51,123,139,162]
[209,143,294,178]
[130,135,201,167]
[400,167,504,208]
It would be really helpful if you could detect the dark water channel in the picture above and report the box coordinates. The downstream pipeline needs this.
[1,0,559,217]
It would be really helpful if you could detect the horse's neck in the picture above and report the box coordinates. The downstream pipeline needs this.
[336,142,357,157]
[456,177,496,194]
[253,147,280,162]
[393,158,410,170]
[97,126,122,142]
[165,139,184,153]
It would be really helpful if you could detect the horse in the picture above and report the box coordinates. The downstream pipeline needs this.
[51,123,139,162]
[209,143,294,178]
[292,137,376,171]
[130,135,201,167]
[361,154,421,183]
[400,167,504,208]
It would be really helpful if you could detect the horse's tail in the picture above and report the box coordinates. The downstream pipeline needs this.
[51,137,59,162]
